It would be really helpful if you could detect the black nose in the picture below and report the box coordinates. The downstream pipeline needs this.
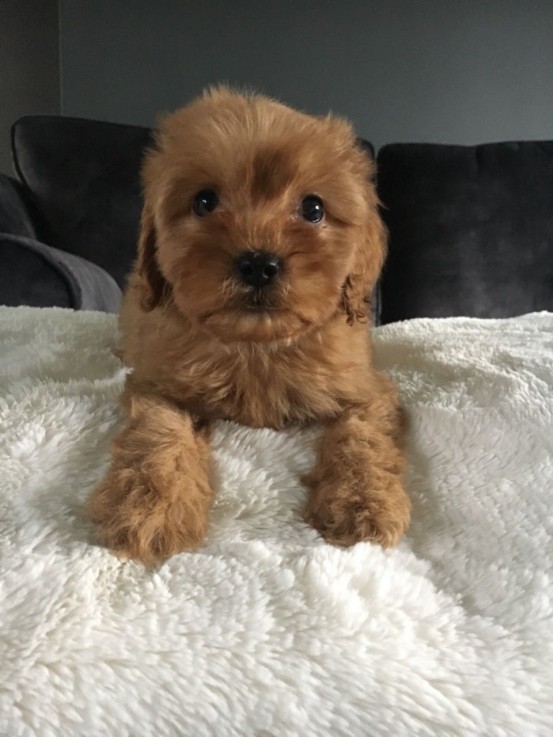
[234,250,282,288]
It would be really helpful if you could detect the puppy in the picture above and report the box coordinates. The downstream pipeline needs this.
[87,87,410,565]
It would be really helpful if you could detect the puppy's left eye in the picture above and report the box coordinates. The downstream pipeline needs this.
[193,189,219,217]
[300,195,325,224]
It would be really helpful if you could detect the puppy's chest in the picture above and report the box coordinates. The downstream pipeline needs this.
[175,348,347,429]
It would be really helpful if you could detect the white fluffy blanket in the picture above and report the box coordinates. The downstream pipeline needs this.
[0,306,552,737]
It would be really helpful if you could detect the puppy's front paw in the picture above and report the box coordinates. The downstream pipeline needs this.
[87,469,213,566]
[304,477,410,548]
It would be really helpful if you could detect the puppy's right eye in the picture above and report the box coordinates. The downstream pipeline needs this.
[192,189,219,217]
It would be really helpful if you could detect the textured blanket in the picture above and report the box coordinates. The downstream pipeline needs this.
[0,307,552,737]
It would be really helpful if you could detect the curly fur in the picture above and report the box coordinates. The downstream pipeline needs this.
[87,87,411,564]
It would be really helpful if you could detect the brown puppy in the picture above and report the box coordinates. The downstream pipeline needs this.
[87,87,410,565]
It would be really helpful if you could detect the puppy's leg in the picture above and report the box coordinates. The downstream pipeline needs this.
[87,391,213,565]
[304,381,410,547]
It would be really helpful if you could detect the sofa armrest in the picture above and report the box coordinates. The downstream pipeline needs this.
[0,173,40,239]
[0,234,122,312]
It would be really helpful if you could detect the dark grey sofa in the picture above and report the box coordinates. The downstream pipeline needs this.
[0,117,153,312]
[1,115,552,321]
[377,141,553,323]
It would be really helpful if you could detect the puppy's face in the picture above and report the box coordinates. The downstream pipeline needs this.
[137,88,385,343]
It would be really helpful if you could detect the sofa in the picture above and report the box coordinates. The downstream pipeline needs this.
[2,115,552,321]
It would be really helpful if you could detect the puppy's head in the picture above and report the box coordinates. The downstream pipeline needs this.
[136,87,385,343]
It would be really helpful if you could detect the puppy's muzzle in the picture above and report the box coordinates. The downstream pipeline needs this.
[234,250,281,289]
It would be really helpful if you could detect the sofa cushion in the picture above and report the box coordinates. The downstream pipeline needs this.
[12,116,154,288]
[0,174,39,239]
[0,234,122,311]
[376,141,553,323]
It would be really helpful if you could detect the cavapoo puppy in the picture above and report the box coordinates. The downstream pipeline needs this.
[87,86,410,564]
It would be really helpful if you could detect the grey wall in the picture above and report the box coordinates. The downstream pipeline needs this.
[0,0,60,174]
[59,0,553,148]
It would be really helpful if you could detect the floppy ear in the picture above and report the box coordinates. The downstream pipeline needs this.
[341,208,387,325]
[135,204,169,311]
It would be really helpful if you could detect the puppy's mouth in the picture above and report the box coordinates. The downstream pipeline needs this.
[199,305,310,344]
[240,287,278,312]
[242,305,277,313]
[240,298,280,314]
[192,276,313,343]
